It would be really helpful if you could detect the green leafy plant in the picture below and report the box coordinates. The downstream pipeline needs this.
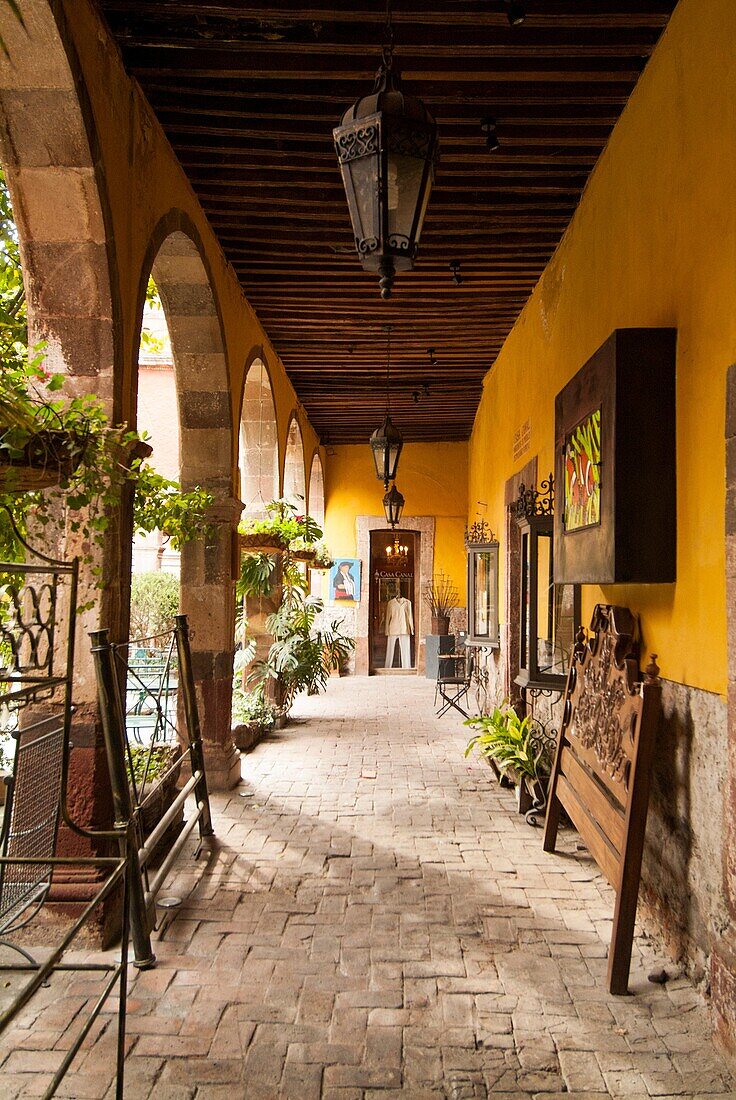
[127,743,176,788]
[238,498,322,547]
[251,585,354,714]
[0,169,216,572]
[464,704,543,782]
[237,552,277,601]
[231,683,276,730]
[130,572,179,639]
[310,542,333,568]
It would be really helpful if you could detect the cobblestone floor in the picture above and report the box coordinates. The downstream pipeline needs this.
[1,676,735,1098]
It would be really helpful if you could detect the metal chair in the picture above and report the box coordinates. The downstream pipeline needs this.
[435,646,475,719]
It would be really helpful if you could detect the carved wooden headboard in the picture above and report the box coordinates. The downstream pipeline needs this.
[543,604,661,995]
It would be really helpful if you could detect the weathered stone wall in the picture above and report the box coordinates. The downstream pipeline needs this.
[641,680,729,983]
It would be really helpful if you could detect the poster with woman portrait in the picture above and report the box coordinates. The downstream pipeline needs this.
[329,559,361,603]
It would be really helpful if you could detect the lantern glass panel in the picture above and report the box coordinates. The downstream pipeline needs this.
[342,153,378,252]
[387,152,427,248]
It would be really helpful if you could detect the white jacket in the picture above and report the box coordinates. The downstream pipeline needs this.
[384,596,414,636]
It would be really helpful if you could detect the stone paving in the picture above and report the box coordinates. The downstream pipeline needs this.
[1,676,735,1098]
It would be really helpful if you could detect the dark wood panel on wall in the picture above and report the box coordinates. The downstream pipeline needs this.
[98,1,677,442]
[553,328,677,585]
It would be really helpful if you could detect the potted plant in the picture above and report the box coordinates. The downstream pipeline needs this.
[423,570,459,636]
[231,683,277,751]
[310,542,333,570]
[288,536,316,564]
[464,704,549,814]
[127,741,183,847]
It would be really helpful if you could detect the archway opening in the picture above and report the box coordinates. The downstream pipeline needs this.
[239,357,278,516]
[134,224,239,789]
[308,452,325,528]
[283,417,306,510]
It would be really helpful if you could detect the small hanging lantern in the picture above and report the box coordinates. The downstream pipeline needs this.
[383,483,405,529]
[333,4,438,299]
[370,324,403,487]
[370,414,403,487]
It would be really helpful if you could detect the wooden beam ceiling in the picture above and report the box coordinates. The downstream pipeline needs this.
[99,0,676,443]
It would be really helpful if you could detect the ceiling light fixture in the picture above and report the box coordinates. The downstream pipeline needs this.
[481,116,500,153]
[333,1,439,299]
[370,325,404,488]
[505,1,526,27]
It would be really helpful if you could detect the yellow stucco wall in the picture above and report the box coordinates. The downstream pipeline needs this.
[324,443,468,595]
[468,0,736,696]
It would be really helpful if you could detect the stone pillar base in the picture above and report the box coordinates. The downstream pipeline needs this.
[712,933,736,1069]
[202,738,241,791]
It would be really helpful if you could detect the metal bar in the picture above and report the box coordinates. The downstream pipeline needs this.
[145,802,205,916]
[137,746,192,809]
[175,615,214,838]
[90,628,156,969]
[138,771,201,868]
[116,841,130,1100]
[43,962,123,1100]
[0,859,126,1035]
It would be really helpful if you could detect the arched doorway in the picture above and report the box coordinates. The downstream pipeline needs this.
[239,355,278,516]
[134,221,240,789]
[283,416,306,510]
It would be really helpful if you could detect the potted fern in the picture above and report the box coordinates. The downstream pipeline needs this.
[465,703,549,813]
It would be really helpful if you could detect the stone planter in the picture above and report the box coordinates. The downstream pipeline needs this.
[232,719,273,752]
[431,613,451,635]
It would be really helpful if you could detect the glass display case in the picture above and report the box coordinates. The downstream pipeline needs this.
[466,525,499,647]
[516,492,580,690]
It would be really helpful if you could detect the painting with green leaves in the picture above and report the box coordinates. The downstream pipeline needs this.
[564,408,601,531]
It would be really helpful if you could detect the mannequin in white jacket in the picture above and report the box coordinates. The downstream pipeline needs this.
[383,594,414,668]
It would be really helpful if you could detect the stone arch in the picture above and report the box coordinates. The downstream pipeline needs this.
[238,351,279,515]
[134,212,240,789]
[283,414,307,510]
[308,451,326,528]
[0,0,125,907]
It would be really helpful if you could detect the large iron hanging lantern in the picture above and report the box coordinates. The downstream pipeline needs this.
[370,324,403,487]
[333,12,438,299]
[383,483,405,529]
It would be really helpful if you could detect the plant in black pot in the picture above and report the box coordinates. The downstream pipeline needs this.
[423,571,459,636]
[464,703,552,818]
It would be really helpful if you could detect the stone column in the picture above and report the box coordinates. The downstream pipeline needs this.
[713,363,736,1058]
[180,494,242,790]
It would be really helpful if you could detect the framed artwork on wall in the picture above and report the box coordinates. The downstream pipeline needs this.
[554,328,676,585]
[329,558,362,602]
[563,407,602,533]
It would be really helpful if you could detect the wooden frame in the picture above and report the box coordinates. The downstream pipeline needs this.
[543,604,661,994]
[553,328,677,584]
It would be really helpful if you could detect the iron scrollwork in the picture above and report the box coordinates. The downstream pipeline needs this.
[514,473,555,520]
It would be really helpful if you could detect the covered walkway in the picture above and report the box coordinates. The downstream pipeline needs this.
[2,678,733,1098]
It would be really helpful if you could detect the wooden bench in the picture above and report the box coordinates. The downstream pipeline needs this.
[543,604,661,994]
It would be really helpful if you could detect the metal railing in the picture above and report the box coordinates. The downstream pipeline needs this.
[91,614,214,968]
